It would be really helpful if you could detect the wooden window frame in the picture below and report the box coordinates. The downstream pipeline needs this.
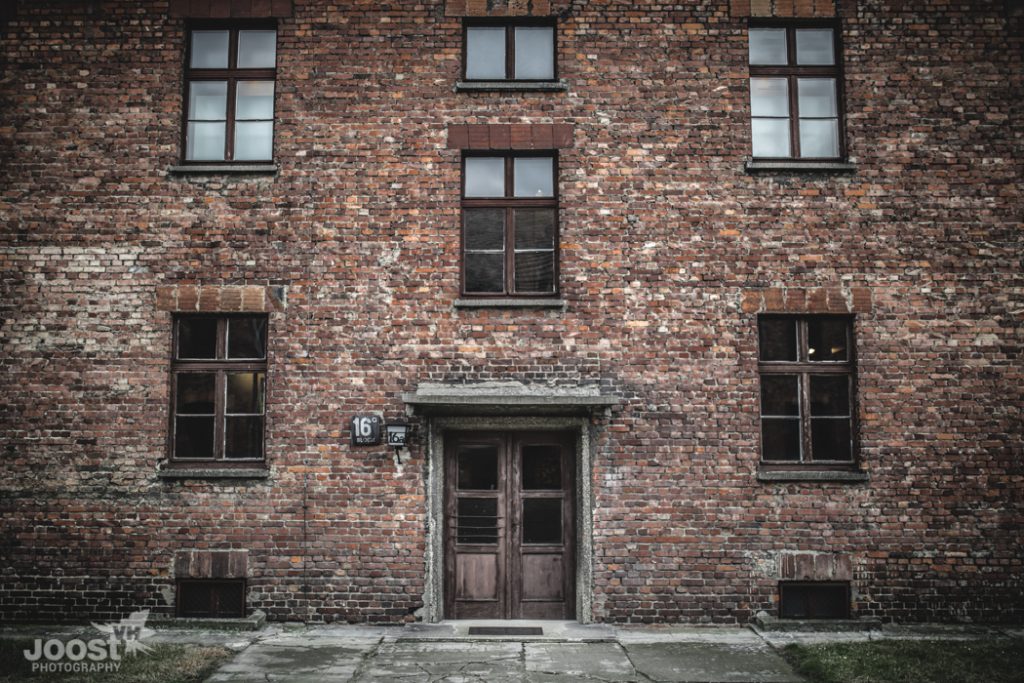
[460,151,560,298]
[757,315,857,470]
[182,21,277,164]
[462,18,558,82]
[748,19,846,160]
[168,314,268,467]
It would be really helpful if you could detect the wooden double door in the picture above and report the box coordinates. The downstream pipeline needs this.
[444,430,575,620]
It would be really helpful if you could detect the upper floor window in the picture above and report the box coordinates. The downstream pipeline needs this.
[748,23,844,159]
[758,316,856,466]
[464,21,556,82]
[461,153,558,297]
[171,315,267,462]
[184,25,277,162]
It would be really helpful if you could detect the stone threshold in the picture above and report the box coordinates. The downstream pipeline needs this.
[149,610,267,632]
[752,613,883,632]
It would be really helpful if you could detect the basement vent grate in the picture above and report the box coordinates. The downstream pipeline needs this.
[467,627,544,636]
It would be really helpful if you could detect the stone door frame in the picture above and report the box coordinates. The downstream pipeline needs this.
[423,416,595,623]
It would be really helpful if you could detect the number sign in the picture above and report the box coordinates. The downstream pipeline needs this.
[351,415,382,446]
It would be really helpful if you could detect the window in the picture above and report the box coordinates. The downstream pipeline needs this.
[758,316,855,465]
[184,25,276,162]
[748,23,844,159]
[461,153,558,297]
[170,315,267,463]
[464,21,556,81]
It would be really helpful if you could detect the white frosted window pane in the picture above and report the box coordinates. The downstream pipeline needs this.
[752,119,791,157]
[465,157,505,197]
[749,28,787,65]
[796,29,835,65]
[514,27,554,79]
[188,81,227,120]
[234,121,274,160]
[513,157,554,197]
[466,27,506,79]
[235,81,274,120]
[799,119,839,158]
[797,78,837,117]
[186,122,225,160]
[190,31,229,68]
[750,78,789,117]
[238,30,277,68]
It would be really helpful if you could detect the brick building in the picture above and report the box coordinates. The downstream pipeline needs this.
[1,0,1021,625]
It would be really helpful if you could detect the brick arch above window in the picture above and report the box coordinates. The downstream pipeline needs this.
[447,124,574,151]
[445,0,570,18]
[156,285,286,313]
[741,286,872,315]
[169,0,293,19]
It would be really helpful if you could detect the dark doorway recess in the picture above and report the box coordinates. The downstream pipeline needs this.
[779,581,851,619]
[467,626,544,636]
[177,579,246,618]
[444,430,576,619]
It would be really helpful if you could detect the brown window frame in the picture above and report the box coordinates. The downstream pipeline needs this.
[182,21,277,164]
[460,151,560,298]
[169,314,268,466]
[757,315,857,469]
[748,20,846,160]
[462,18,558,82]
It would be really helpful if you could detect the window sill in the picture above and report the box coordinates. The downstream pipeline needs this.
[758,469,868,483]
[454,298,566,310]
[455,80,568,93]
[158,467,269,480]
[168,164,278,175]
[745,160,857,173]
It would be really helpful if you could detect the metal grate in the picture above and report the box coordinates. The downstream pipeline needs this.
[468,626,543,636]
[779,581,850,619]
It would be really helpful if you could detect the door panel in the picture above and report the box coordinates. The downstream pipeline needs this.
[445,430,574,620]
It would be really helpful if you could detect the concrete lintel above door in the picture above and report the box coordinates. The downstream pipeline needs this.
[403,382,618,417]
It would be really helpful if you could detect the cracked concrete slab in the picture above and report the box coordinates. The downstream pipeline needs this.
[207,641,377,682]
[624,642,803,683]
[359,640,524,682]
[525,642,636,681]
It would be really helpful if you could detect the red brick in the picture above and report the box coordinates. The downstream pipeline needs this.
[488,124,511,150]
[466,124,489,149]
[447,124,469,149]
[509,124,533,149]
[1,0,1019,631]
[552,124,574,149]
[250,0,272,18]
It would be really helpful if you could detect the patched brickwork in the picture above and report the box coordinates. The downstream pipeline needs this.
[445,0,569,17]
[732,0,837,17]
[155,285,286,312]
[0,0,1021,626]
[174,550,248,579]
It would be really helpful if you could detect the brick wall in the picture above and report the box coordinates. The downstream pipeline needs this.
[0,0,1021,624]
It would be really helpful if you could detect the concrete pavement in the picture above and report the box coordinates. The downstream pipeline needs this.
[201,622,805,682]
[3,619,1018,683]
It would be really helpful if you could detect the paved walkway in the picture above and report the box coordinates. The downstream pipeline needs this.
[3,620,1017,683]
[201,622,805,683]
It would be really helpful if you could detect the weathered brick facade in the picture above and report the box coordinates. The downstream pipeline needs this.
[1,0,1021,624]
